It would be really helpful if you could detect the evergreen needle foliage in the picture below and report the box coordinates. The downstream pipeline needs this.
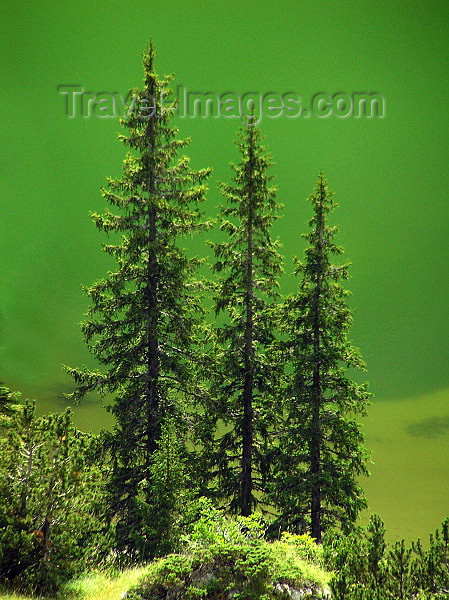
[324,515,449,600]
[65,42,211,561]
[270,172,371,542]
[0,385,21,429]
[203,119,283,516]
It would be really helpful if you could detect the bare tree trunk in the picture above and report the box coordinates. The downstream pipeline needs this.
[145,108,160,464]
[310,362,321,542]
[310,198,324,543]
[146,203,160,460]
[241,137,255,517]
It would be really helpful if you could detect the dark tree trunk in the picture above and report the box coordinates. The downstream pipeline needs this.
[41,515,50,561]
[145,109,160,465]
[310,199,324,543]
[146,204,160,459]
[241,140,255,517]
[310,362,321,542]
[241,240,254,516]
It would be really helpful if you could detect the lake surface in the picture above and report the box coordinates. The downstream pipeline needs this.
[361,387,449,542]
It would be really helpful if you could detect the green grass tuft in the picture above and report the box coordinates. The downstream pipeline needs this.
[62,568,147,600]
[0,568,146,600]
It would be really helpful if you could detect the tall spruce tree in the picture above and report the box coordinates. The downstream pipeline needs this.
[205,119,282,516]
[270,172,370,542]
[66,43,211,559]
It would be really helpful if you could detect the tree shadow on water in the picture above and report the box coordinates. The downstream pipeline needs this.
[406,416,449,439]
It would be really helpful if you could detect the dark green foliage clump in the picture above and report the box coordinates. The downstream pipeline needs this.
[0,391,107,594]
[324,514,449,600]
[126,499,330,600]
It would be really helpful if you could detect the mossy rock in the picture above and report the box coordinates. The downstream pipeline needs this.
[125,534,331,600]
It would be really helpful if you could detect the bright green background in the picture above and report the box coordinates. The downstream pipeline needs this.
[1,0,448,541]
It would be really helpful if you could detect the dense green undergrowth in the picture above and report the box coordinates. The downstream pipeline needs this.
[324,515,449,600]
[2,509,449,600]
[0,503,331,600]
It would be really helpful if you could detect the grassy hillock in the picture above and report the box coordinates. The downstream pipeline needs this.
[125,533,330,600]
